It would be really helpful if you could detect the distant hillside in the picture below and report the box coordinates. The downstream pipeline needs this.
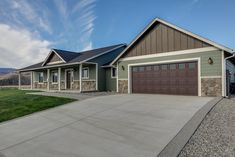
[0,72,30,86]
[0,68,16,74]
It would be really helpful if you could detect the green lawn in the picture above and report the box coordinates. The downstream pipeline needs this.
[0,88,76,123]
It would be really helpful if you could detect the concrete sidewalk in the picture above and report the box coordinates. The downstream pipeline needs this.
[0,94,213,157]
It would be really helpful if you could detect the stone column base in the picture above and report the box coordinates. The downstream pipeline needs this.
[118,80,128,93]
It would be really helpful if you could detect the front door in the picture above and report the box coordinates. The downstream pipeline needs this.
[66,71,72,89]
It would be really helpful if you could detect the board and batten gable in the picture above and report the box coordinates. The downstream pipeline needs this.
[45,53,63,65]
[121,23,211,58]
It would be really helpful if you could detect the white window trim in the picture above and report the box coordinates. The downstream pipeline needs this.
[82,67,89,79]
[111,67,117,78]
[51,71,58,84]
[38,72,44,84]
[127,58,201,96]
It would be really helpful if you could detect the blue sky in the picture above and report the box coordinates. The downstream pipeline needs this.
[0,0,234,68]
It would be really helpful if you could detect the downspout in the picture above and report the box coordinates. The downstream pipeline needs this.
[224,52,235,98]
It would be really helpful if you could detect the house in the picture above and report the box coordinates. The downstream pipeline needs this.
[19,18,235,97]
[110,18,235,97]
[19,44,126,92]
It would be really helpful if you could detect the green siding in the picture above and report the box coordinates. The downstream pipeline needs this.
[118,50,222,79]
[82,64,96,80]
[105,68,116,91]
[89,46,126,91]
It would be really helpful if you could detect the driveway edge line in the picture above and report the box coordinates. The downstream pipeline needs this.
[157,97,223,157]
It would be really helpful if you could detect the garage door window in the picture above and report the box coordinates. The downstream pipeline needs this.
[170,64,176,70]
[154,65,159,71]
[146,66,152,71]
[179,64,185,70]
[139,67,145,72]
[161,65,168,70]
[133,67,138,72]
[189,63,196,69]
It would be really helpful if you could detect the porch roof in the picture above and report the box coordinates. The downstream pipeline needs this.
[19,44,125,72]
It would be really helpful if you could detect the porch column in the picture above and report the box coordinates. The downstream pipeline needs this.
[58,67,61,91]
[96,63,98,91]
[79,64,82,92]
[47,69,50,91]
[30,71,33,90]
[18,72,21,89]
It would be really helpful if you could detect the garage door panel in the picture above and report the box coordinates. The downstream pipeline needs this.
[132,61,198,96]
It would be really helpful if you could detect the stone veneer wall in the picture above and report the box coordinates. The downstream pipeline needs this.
[201,78,222,97]
[34,82,47,89]
[118,80,128,93]
[60,81,65,90]
[82,80,96,91]
[49,83,58,90]
[72,80,80,90]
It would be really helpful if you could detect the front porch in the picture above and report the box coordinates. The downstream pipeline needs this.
[18,63,98,93]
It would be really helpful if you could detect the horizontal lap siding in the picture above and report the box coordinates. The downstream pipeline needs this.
[122,23,210,58]
[118,50,222,79]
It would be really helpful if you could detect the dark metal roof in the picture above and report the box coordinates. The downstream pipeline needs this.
[20,44,125,71]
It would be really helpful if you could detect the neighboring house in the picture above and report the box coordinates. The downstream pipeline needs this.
[110,18,235,97]
[19,44,126,92]
[19,18,235,97]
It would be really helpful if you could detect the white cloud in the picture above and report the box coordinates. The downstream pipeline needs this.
[8,0,52,33]
[0,24,51,68]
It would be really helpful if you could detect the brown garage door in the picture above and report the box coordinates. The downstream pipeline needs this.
[131,61,198,96]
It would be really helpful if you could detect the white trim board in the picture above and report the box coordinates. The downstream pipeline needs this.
[111,18,233,65]
[127,58,201,96]
[201,76,222,78]
[119,47,217,61]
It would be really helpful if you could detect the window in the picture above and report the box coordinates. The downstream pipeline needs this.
[154,65,159,71]
[146,66,152,71]
[132,67,138,72]
[189,63,196,69]
[82,68,89,79]
[170,64,176,70]
[161,65,168,70]
[179,64,185,70]
[52,71,58,83]
[38,72,43,83]
[111,68,117,78]
[139,67,145,72]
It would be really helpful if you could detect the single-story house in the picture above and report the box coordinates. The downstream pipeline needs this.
[19,18,235,97]
[19,44,126,92]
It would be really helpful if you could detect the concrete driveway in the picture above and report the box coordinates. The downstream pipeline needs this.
[0,94,213,157]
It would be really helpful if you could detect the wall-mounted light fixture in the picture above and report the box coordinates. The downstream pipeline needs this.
[121,65,125,71]
[208,57,213,64]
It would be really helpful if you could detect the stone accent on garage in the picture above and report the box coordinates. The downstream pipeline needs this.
[72,80,80,90]
[34,82,47,89]
[82,80,96,91]
[118,80,128,93]
[201,78,222,97]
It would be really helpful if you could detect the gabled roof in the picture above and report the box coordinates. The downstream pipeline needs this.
[111,18,233,65]
[20,44,126,71]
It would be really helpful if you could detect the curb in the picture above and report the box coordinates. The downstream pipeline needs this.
[157,97,223,157]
